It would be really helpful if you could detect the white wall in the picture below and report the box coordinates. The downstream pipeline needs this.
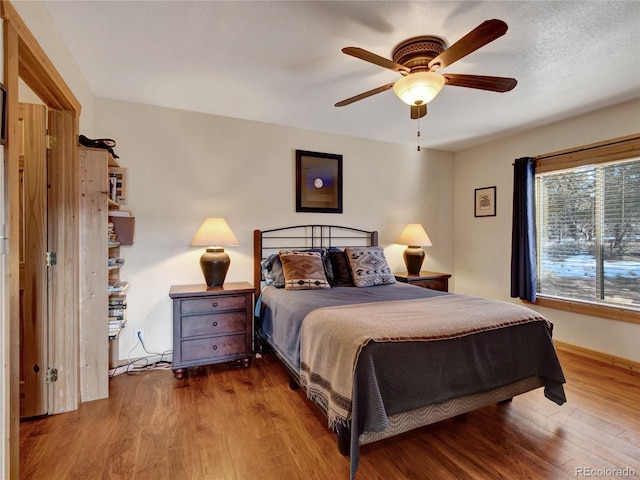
[94,98,455,358]
[453,99,640,363]
[11,0,96,134]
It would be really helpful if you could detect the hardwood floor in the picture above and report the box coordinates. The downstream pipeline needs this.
[20,350,639,479]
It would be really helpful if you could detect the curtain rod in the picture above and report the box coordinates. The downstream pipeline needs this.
[512,134,640,166]
[534,135,639,161]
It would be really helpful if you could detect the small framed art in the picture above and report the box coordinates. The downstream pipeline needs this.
[474,186,496,217]
[295,149,343,213]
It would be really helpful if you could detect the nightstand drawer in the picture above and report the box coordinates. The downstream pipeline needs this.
[181,311,246,338]
[412,278,448,291]
[181,334,246,362]
[181,295,247,315]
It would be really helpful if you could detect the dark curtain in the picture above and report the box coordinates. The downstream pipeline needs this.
[510,157,537,301]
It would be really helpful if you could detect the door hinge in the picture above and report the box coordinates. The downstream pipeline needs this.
[0,223,6,256]
[46,251,57,266]
[46,368,58,383]
[46,135,57,150]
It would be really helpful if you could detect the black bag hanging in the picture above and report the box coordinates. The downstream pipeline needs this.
[78,134,119,158]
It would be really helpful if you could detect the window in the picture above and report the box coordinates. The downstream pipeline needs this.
[533,135,640,321]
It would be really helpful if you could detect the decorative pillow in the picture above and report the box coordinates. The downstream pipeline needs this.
[261,248,324,288]
[328,248,354,286]
[344,246,396,287]
[322,249,335,283]
[279,251,331,290]
[261,253,285,288]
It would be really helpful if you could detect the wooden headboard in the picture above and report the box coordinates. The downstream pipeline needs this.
[253,225,378,291]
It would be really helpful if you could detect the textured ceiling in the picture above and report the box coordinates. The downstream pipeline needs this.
[43,1,640,151]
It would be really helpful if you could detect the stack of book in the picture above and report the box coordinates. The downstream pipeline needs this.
[108,296,127,340]
[108,280,129,294]
[108,166,127,204]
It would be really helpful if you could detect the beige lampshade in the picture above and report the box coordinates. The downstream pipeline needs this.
[393,72,445,106]
[190,218,239,247]
[191,218,238,288]
[396,223,433,247]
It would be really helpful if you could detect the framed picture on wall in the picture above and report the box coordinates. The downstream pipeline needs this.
[296,149,343,213]
[475,186,496,217]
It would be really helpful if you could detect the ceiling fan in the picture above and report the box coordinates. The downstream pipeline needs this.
[335,19,517,119]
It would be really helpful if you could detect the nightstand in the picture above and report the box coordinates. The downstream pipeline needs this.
[394,271,451,292]
[169,282,254,379]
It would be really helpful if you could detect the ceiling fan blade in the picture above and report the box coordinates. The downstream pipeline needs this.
[335,83,395,107]
[410,104,427,119]
[342,47,410,74]
[428,19,508,71]
[443,73,517,92]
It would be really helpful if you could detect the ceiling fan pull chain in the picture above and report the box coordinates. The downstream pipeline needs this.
[417,120,421,151]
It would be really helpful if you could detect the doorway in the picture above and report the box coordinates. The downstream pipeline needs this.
[2,2,83,478]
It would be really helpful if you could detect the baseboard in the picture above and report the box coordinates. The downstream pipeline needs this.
[113,343,639,374]
[555,340,640,373]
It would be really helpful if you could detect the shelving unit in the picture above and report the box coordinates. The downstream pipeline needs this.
[79,146,134,402]
[106,155,132,367]
[107,242,127,340]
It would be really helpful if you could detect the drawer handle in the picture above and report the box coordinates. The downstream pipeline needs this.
[212,321,218,327]
[212,345,218,351]
[212,302,218,308]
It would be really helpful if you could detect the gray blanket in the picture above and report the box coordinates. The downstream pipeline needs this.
[347,324,565,479]
[258,283,447,370]
[257,284,566,479]
[299,295,564,428]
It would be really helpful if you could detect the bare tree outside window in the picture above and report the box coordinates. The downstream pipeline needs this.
[536,160,640,307]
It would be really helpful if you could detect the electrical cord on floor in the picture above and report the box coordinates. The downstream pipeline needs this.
[137,331,172,364]
[109,331,173,377]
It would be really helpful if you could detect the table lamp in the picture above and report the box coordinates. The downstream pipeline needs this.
[190,218,239,287]
[396,223,432,275]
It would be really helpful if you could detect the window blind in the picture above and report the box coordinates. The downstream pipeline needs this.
[536,158,640,308]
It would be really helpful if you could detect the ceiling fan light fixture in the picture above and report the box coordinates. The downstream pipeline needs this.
[393,71,445,106]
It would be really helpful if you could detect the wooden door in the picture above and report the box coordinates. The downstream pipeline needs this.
[18,103,48,418]
[47,109,79,414]
[18,105,78,417]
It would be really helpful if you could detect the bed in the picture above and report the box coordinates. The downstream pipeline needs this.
[253,225,566,479]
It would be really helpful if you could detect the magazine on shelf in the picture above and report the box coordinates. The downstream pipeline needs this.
[107,210,132,217]
[108,167,128,204]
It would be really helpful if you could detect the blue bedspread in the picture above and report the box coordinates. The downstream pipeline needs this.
[256,283,566,479]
